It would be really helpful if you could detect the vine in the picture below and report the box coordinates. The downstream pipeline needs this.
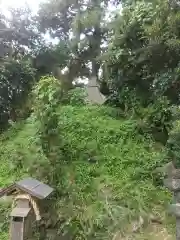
[32,76,63,184]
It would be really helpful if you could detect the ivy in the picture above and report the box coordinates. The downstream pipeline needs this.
[32,76,63,184]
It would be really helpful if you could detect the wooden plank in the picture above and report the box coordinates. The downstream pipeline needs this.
[10,221,24,240]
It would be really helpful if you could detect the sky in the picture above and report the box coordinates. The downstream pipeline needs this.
[1,0,43,11]
[0,0,57,43]
[1,0,120,13]
[0,0,121,44]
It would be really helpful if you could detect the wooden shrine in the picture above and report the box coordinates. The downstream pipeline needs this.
[0,177,54,240]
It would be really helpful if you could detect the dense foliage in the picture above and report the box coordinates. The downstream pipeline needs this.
[0,59,35,130]
[0,84,171,238]
[102,0,180,102]
[1,0,180,239]
[1,0,180,135]
[0,0,180,118]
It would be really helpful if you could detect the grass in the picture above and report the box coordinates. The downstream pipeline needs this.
[119,224,175,240]
[0,105,174,239]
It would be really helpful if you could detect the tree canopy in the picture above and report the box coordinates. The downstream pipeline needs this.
[0,0,180,132]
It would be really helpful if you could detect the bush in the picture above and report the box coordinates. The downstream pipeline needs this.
[107,88,173,144]
[61,87,87,106]
[137,97,173,144]
[167,110,180,168]
[0,59,35,130]
[32,75,64,184]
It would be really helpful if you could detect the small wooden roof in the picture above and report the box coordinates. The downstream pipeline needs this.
[15,178,54,200]
[0,178,54,200]
[10,207,31,218]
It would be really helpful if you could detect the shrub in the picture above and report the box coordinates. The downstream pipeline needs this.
[61,87,87,106]
[0,59,35,130]
[107,87,173,144]
[32,75,64,184]
[137,97,173,144]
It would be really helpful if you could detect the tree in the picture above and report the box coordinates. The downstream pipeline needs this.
[37,0,120,85]
[0,59,35,129]
[101,0,180,105]
[0,7,40,60]
[0,8,38,129]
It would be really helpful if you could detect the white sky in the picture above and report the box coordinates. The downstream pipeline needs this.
[0,0,120,13]
[0,0,121,44]
[0,0,44,13]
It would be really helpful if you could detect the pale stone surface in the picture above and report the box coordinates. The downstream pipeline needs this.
[177,218,180,240]
[164,163,180,240]
[169,204,180,217]
[86,77,106,104]
[164,178,180,191]
[174,192,180,203]
[156,162,180,178]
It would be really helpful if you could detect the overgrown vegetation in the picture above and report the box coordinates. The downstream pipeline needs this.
[0,86,172,239]
[1,0,180,239]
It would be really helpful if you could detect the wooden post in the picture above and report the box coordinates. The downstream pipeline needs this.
[10,201,32,240]
[164,163,180,240]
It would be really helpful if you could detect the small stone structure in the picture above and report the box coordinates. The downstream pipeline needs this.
[86,76,106,104]
[0,177,54,240]
[164,162,180,240]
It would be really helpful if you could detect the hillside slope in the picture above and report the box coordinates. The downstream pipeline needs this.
[0,105,173,239]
